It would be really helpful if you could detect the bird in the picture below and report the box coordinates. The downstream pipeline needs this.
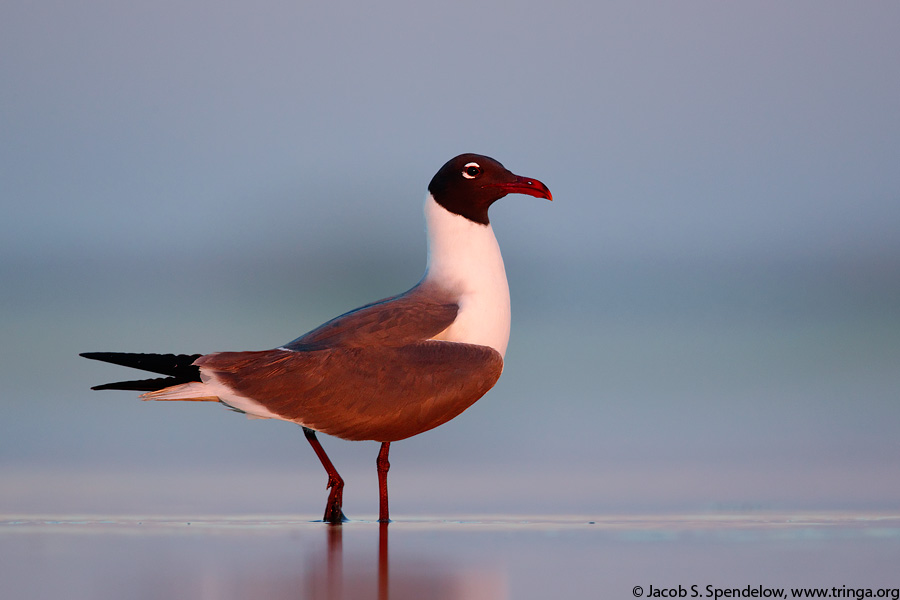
[81,153,552,523]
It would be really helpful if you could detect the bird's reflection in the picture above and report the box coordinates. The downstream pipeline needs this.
[304,522,506,600]
[377,523,389,600]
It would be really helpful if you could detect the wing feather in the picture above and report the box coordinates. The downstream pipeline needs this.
[283,282,459,350]
[195,342,503,442]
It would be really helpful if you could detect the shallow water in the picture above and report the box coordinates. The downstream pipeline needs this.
[3,512,899,599]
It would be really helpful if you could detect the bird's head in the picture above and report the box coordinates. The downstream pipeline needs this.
[428,153,552,225]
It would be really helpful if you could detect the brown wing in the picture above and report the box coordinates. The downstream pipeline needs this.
[283,282,459,350]
[195,341,503,442]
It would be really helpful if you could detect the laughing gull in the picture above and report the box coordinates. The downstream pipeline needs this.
[81,153,552,523]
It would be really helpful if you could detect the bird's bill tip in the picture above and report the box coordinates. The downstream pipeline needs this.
[492,175,553,201]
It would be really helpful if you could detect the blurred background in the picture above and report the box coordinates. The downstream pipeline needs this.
[2,0,899,517]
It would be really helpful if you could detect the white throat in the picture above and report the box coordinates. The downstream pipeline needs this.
[422,193,511,357]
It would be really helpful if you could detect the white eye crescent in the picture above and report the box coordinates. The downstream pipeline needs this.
[462,162,482,179]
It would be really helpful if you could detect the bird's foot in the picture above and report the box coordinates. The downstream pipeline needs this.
[323,474,347,524]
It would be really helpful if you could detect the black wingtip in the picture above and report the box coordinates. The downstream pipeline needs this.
[79,352,202,375]
[80,352,203,392]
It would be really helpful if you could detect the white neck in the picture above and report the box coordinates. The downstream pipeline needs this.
[422,193,511,357]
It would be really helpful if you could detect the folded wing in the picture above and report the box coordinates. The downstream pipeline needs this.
[196,341,503,441]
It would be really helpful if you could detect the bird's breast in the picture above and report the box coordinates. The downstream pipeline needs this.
[430,291,510,357]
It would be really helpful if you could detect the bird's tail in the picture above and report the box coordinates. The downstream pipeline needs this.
[80,352,203,392]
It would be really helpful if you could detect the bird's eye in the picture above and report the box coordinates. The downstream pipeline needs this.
[462,162,482,179]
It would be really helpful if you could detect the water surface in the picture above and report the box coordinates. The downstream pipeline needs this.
[3,512,898,599]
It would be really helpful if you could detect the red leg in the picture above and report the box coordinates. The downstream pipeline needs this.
[303,427,347,524]
[377,441,391,522]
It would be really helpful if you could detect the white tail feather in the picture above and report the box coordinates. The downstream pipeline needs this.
[140,382,219,402]
[141,373,286,421]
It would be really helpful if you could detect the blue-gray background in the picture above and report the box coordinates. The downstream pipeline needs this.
[2,1,899,516]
